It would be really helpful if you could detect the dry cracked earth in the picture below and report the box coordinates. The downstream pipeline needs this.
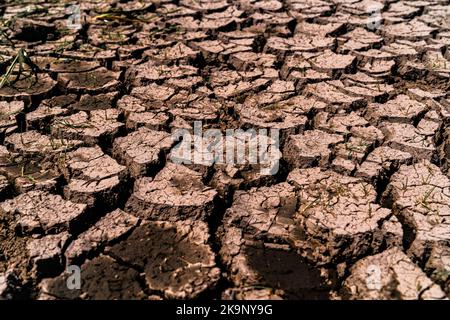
[0,0,449,300]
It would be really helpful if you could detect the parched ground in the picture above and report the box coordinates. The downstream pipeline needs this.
[0,0,449,300]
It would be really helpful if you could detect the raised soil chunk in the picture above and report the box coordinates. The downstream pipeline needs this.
[383,1,422,21]
[27,232,70,277]
[222,287,283,300]
[169,97,223,123]
[366,95,428,124]
[125,163,217,221]
[214,78,270,100]
[328,79,392,103]
[383,161,450,264]
[0,101,24,130]
[407,87,446,102]
[117,94,160,113]
[186,6,244,31]
[191,39,250,61]
[37,94,77,109]
[253,95,328,115]
[117,95,170,130]
[422,51,450,74]
[61,146,127,208]
[209,69,261,88]
[438,127,450,176]
[352,49,395,61]
[130,84,175,105]
[126,62,197,86]
[212,133,282,197]
[52,109,124,146]
[250,11,293,28]
[381,42,418,59]
[309,50,356,76]
[9,18,56,42]
[219,227,331,299]
[333,136,373,163]
[144,42,199,63]
[295,21,344,37]
[281,54,312,79]
[380,122,434,160]
[342,247,446,300]
[0,190,87,235]
[74,92,118,111]
[265,35,335,57]
[331,157,356,175]
[291,68,332,88]
[180,0,228,12]
[358,60,395,75]
[127,111,170,130]
[60,45,115,63]
[424,244,450,293]
[165,76,204,91]
[287,168,392,264]
[229,52,277,71]
[210,167,268,202]
[223,183,300,243]
[57,68,120,93]
[0,74,57,100]
[416,117,440,136]
[356,146,413,182]
[381,215,404,248]
[313,111,370,136]
[0,146,61,194]
[64,177,126,209]
[39,255,147,300]
[241,80,295,107]
[65,209,139,264]
[283,130,344,168]
[305,82,366,110]
[339,27,383,52]
[112,127,174,178]
[5,131,82,158]
[106,220,220,299]
[62,146,126,181]
[381,20,437,41]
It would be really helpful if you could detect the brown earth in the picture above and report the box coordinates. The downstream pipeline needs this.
[0,0,449,300]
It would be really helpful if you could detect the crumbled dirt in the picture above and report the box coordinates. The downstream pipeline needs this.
[0,0,449,301]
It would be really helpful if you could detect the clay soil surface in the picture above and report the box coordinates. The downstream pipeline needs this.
[0,0,449,300]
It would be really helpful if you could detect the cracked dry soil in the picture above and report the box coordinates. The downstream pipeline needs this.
[0,0,450,300]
